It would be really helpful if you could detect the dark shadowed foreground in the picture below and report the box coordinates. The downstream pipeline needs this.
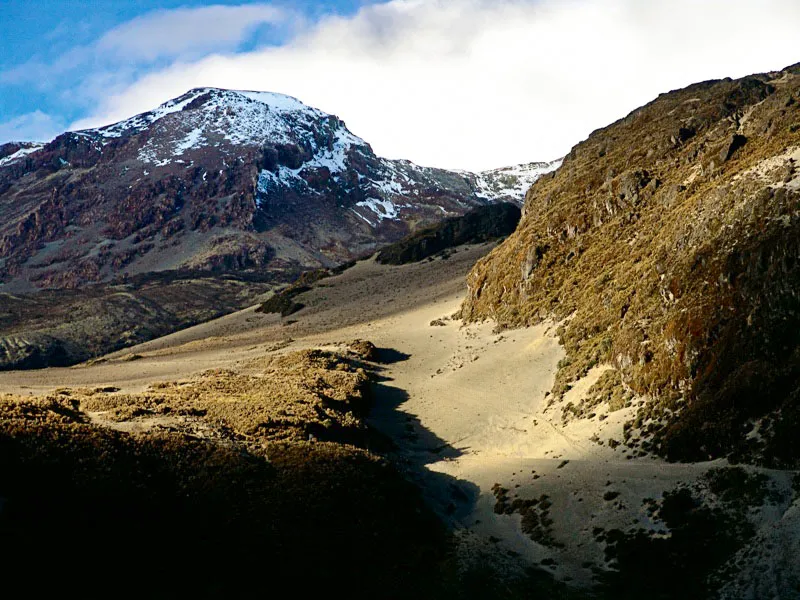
[0,346,451,598]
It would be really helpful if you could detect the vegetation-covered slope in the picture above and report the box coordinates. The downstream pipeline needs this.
[463,63,800,466]
[0,346,447,598]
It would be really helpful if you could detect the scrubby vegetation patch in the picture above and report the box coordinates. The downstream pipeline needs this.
[597,466,787,598]
[0,347,446,597]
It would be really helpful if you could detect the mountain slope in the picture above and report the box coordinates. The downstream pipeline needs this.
[0,88,556,369]
[0,88,555,294]
[463,63,800,467]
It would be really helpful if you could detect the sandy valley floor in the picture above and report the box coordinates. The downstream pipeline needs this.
[3,242,796,595]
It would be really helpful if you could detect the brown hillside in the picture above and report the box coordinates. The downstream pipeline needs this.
[0,347,447,597]
[462,63,800,466]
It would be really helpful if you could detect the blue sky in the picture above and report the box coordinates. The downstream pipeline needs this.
[0,1,372,142]
[2,1,800,170]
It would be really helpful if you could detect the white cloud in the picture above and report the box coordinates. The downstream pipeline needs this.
[95,4,287,62]
[57,0,800,170]
[0,111,64,143]
[0,3,290,87]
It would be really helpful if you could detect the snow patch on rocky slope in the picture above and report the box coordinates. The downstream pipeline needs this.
[472,159,563,202]
[0,143,45,167]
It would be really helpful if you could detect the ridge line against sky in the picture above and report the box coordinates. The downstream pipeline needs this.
[1,0,799,171]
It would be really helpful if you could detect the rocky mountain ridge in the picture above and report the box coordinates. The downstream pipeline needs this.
[0,88,557,294]
[0,88,557,369]
[469,159,563,203]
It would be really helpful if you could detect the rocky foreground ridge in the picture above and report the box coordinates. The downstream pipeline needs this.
[463,63,800,467]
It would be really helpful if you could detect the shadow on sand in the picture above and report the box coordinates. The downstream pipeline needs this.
[347,346,478,521]
[348,346,588,599]
[374,347,411,364]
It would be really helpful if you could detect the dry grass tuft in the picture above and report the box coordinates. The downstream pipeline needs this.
[76,348,373,446]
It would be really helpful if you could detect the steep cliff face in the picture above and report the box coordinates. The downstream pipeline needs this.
[463,64,800,466]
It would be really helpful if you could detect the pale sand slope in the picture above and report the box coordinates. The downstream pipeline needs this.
[1,241,796,595]
[0,244,492,394]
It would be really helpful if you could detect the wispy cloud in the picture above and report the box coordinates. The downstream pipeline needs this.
[94,4,288,62]
[6,0,800,169]
[0,111,65,143]
[1,3,291,88]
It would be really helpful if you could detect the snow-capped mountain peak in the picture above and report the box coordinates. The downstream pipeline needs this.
[0,86,562,293]
[73,88,368,172]
[77,88,336,138]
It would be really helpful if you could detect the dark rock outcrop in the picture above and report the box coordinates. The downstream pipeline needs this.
[376,202,521,265]
[0,334,73,370]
